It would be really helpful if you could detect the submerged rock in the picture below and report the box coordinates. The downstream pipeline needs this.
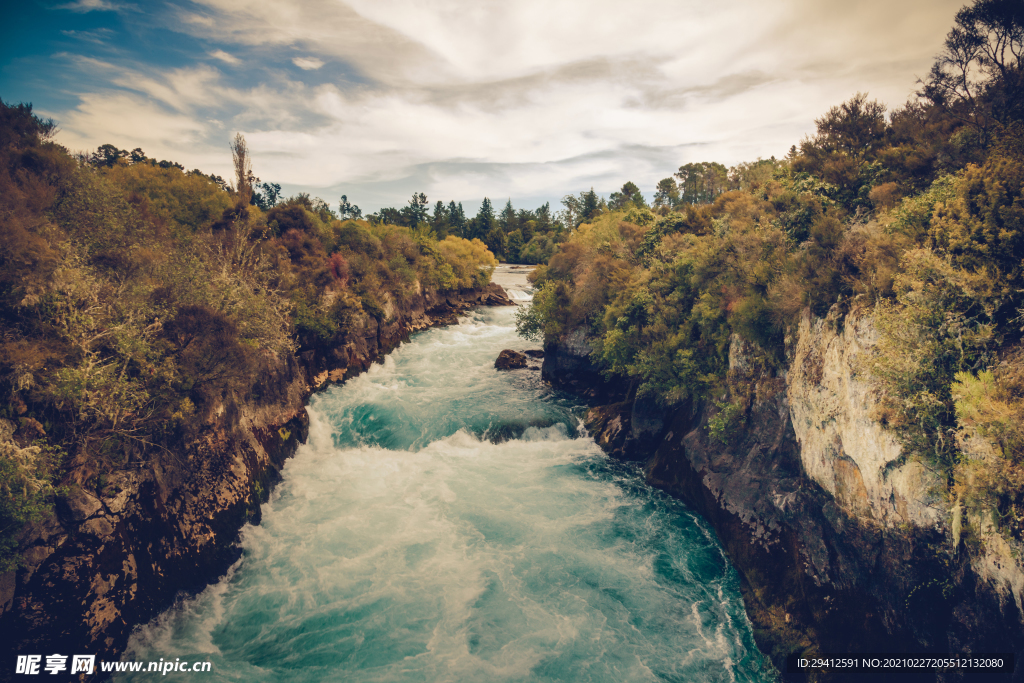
[494,349,528,370]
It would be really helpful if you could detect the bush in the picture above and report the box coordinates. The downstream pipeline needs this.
[436,236,497,288]
[163,305,252,406]
[866,250,995,472]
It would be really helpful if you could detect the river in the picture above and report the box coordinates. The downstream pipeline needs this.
[116,267,775,682]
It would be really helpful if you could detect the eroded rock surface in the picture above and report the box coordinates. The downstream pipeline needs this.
[788,307,944,528]
[545,307,1024,681]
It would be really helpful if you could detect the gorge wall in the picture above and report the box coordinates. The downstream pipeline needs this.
[0,283,513,677]
[549,303,1024,682]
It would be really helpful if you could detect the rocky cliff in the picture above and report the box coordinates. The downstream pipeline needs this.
[0,283,513,676]
[557,303,1024,682]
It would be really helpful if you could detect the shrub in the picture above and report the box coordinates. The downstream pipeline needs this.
[436,236,497,288]
[163,304,252,406]
[866,250,995,472]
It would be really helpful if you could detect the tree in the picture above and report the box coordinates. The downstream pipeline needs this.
[675,162,729,204]
[90,144,128,168]
[507,229,524,262]
[375,207,403,225]
[609,181,647,210]
[517,209,535,241]
[230,133,254,206]
[581,188,600,221]
[923,0,1024,137]
[338,194,361,219]
[449,201,467,237]
[311,197,336,221]
[535,202,552,231]
[560,194,582,229]
[484,225,507,260]
[431,200,449,236]
[500,199,516,232]
[653,178,680,209]
[473,197,496,239]
[401,192,429,227]
[811,93,887,158]
[252,182,282,210]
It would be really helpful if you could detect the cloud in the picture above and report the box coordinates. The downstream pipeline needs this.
[53,0,136,13]
[209,50,241,65]
[55,92,212,163]
[45,0,969,211]
[59,28,115,43]
[292,57,325,70]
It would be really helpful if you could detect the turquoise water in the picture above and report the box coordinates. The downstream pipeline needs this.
[118,299,775,683]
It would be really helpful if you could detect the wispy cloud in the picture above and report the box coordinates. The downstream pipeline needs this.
[45,0,966,211]
[59,28,115,43]
[53,0,136,13]
[292,57,324,70]
[209,49,241,65]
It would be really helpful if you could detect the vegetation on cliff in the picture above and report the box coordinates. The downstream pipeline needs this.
[519,0,1024,546]
[0,103,498,571]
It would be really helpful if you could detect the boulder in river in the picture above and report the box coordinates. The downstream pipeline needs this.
[494,349,528,370]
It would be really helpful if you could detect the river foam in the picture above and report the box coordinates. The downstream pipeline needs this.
[117,302,774,682]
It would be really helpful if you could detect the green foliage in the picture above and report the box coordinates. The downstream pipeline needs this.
[930,152,1024,303]
[950,362,1024,543]
[866,250,995,471]
[707,397,746,444]
[103,163,232,237]
[0,425,65,573]
[0,453,53,573]
[436,236,497,288]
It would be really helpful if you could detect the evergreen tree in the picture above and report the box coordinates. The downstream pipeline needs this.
[431,200,449,237]
[500,199,516,232]
[484,225,507,260]
[535,202,552,231]
[448,201,467,237]
[609,181,646,210]
[675,162,729,204]
[507,229,524,263]
[581,188,600,222]
[401,192,429,227]
[653,178,679,209]
[472,197,495,239]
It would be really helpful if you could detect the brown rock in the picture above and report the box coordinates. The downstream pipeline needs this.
[62,487,103,521]
[494,349,528,370]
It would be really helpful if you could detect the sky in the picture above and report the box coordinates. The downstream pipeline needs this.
[1,0,965,215]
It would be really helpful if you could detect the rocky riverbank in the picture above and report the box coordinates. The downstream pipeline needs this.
[547,303,1024,682]
[0,283,513,677]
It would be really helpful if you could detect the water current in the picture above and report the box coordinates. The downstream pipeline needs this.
[117,266,775,683]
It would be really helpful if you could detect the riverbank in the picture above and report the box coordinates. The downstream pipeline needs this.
[543,306,1024,682]
[0,283,514,676]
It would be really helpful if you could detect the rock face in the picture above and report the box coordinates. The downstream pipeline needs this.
[494,349,529,370]
[0,283,514,675]
[788,308,944,528]
[547,305,1024,681]
[542,328,622,403]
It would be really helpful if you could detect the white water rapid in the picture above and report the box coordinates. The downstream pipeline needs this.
[115,267,774,683]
